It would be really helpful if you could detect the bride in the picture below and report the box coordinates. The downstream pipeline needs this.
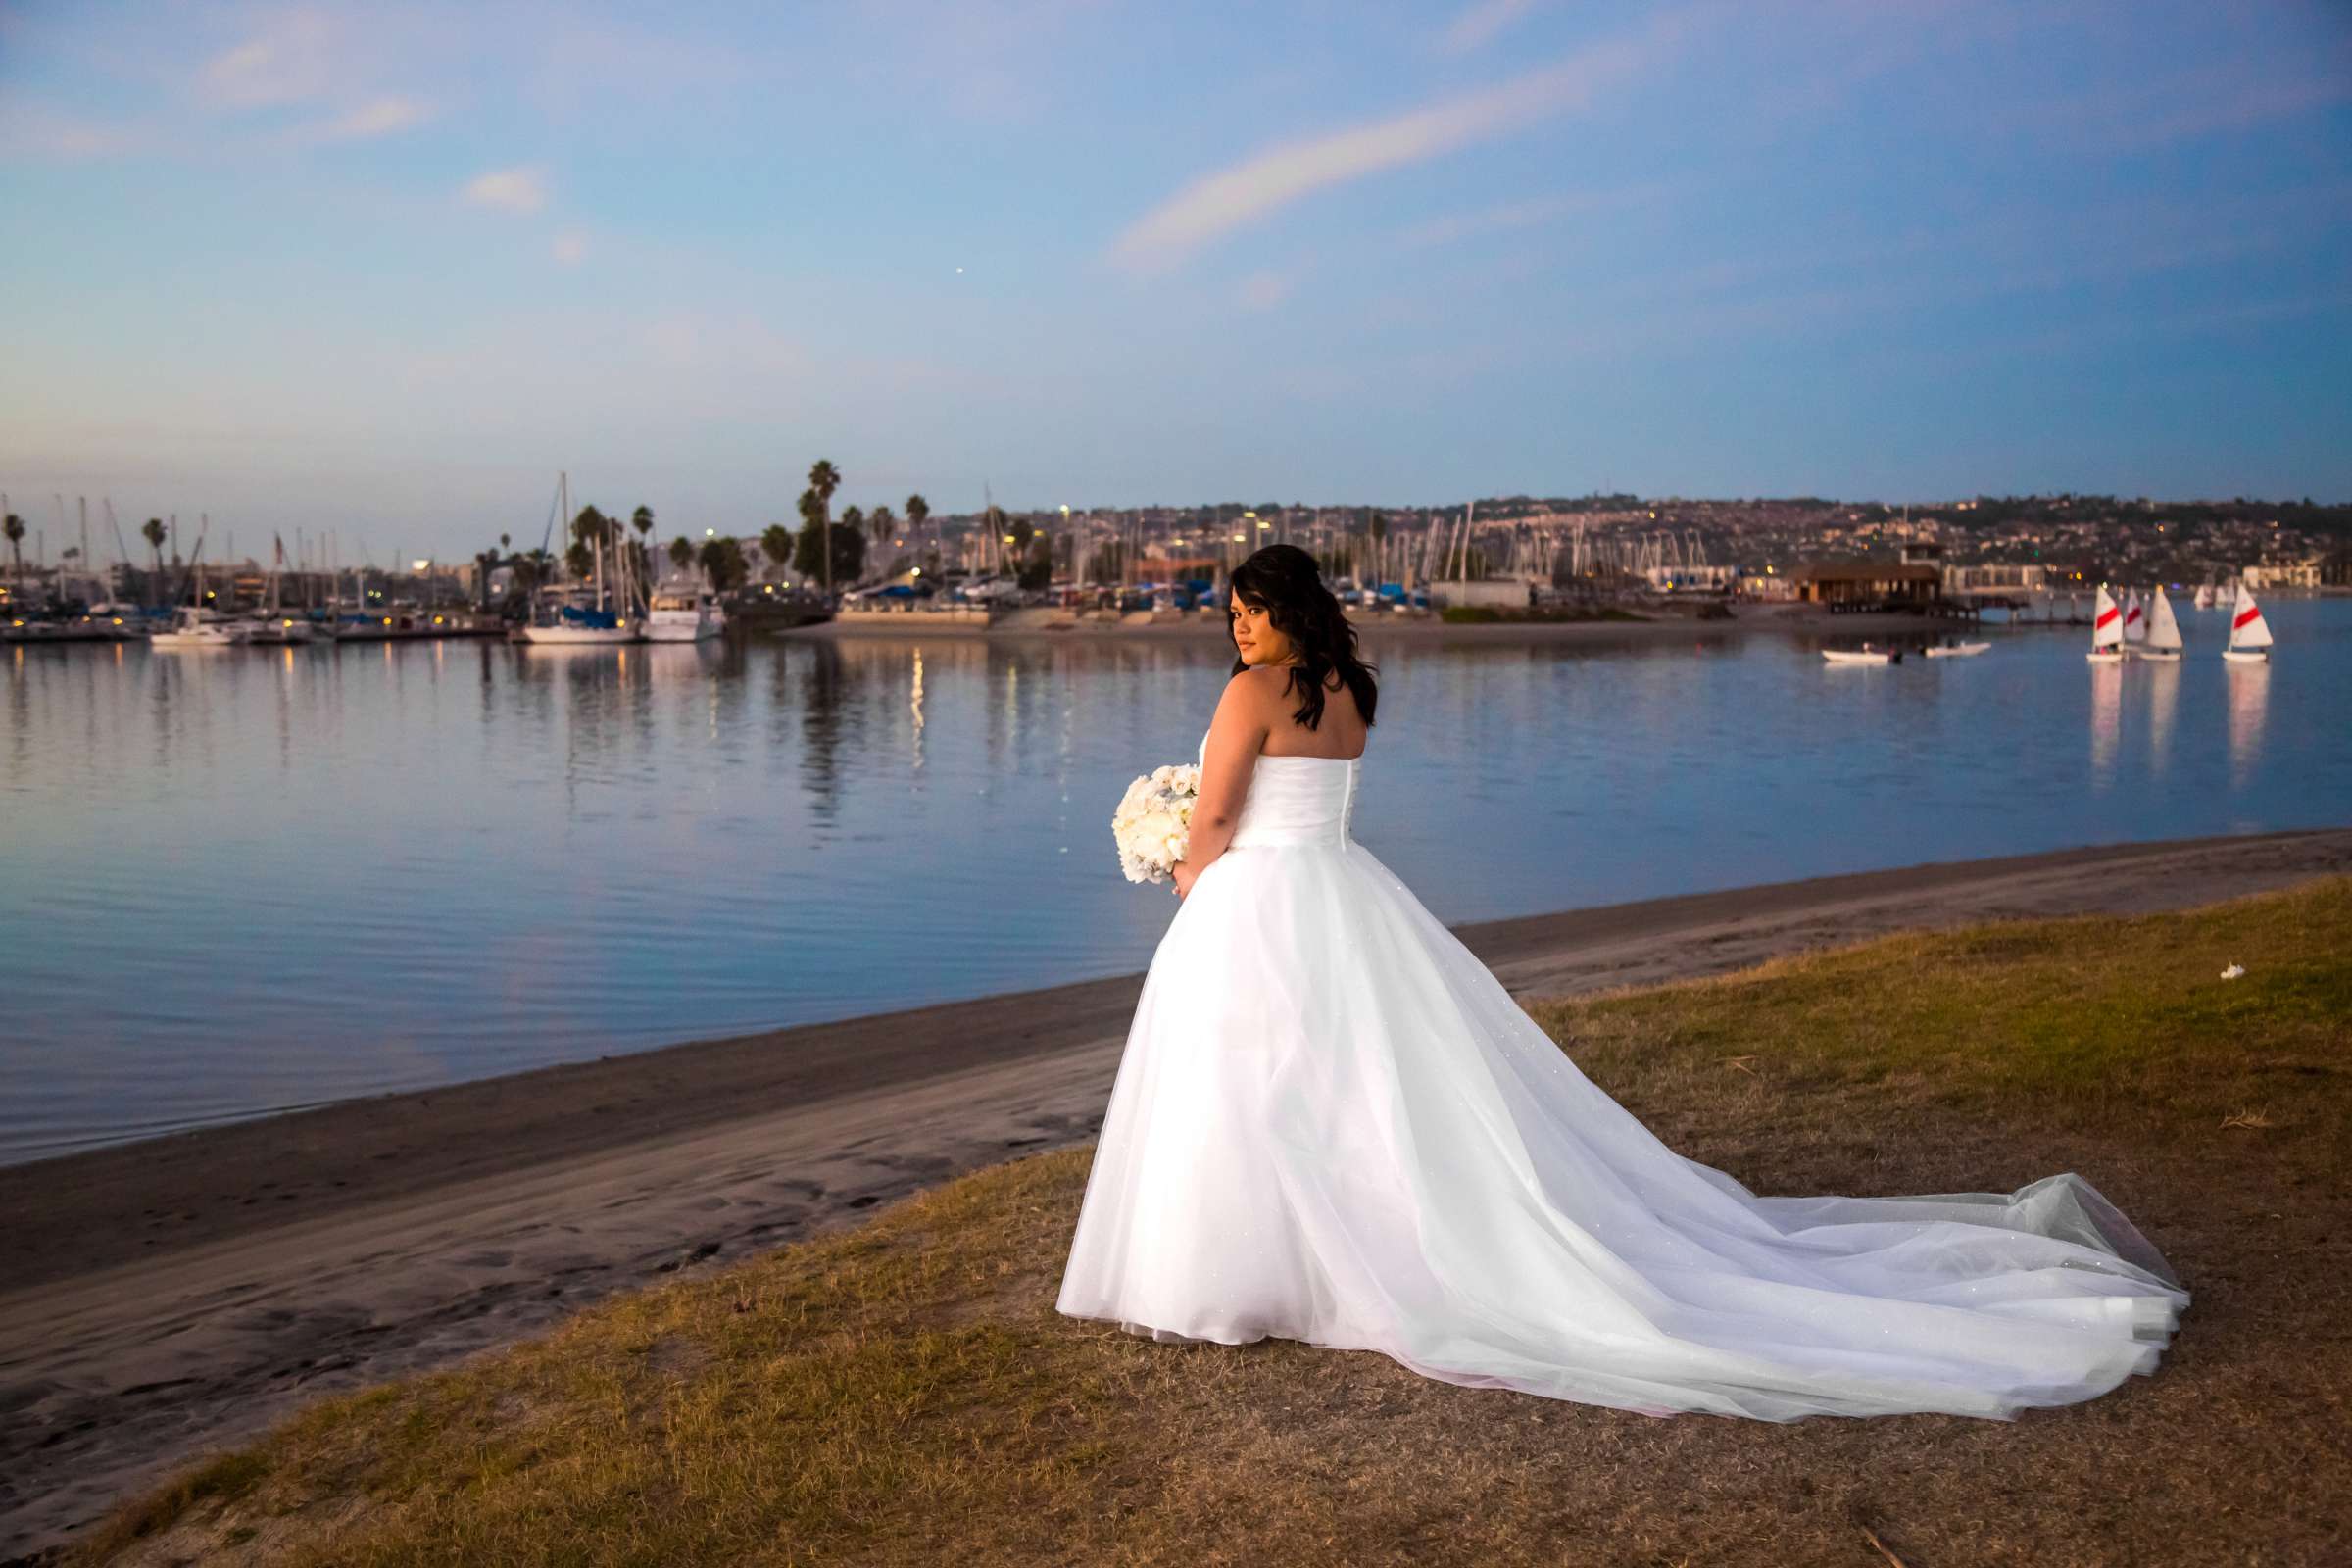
[1056,545,2187,1421]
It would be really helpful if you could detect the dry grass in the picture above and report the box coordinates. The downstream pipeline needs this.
[74,879,2352,1568]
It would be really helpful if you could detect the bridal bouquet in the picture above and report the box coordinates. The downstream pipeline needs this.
[1111,762,1200,883]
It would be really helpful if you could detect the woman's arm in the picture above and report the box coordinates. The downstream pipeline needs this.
[1172,670,1271,898]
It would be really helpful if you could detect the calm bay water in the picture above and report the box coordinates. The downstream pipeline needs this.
[4,602,2347,1165]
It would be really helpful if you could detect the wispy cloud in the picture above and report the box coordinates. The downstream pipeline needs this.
[1109,16,1688,273]
[1441,0,1540,56]
[325,96,429,140]
[198,8,332,110]
[463,167,549,214]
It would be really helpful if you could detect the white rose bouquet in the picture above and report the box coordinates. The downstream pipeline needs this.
[1111,762,1200,883]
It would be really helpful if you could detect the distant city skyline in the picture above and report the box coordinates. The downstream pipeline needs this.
[3,0,2347,559]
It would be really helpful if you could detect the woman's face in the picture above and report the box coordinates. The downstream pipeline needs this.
[1229,592,1294,664]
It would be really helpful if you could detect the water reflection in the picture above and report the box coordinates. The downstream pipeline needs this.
[2145,661,2180,779]
[2227,661,2270,792]
[2088,659,2123,788]
[3,606,2346,1163]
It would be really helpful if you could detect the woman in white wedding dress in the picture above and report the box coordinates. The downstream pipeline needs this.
[1056,546,2186,1421]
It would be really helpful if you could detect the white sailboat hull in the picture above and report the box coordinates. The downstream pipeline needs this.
[518,623,641,645]
[2221,648,2269,662]
[149,630,249,648]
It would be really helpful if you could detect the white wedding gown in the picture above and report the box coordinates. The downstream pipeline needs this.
[1055,734,2188,1420]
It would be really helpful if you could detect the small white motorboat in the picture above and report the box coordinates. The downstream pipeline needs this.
[1822,646,1900,664]
[2223,583,2273,662]
[149,605,252,648]
[1923,640,1990,659]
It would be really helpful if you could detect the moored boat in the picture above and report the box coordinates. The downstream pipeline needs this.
[149,605,251,648]
[645,585,725,642]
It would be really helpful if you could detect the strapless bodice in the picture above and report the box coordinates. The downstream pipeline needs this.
[1200,731,1360,850]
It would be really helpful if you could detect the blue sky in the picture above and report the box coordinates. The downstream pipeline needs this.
[2,0,2347,560]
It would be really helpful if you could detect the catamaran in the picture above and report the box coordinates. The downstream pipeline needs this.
[2223,583,2273,662]
[2129,585,2182,662]
[2086,584,2126,662]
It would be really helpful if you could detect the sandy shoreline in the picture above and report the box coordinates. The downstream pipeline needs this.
[4,826,2348,1559]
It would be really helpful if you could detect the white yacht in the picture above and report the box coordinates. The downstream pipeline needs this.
[645,585,725,642]
[149,605,252,648]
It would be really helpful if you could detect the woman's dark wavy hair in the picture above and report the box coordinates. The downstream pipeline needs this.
[1226,544,1379,732]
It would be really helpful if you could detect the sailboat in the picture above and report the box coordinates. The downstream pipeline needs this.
[245,533,317,645]
[518,473,644,646]
[2192,582,2217,611]
[2121,588,2145,645]
[2130,585,2181,662]
[2086,584,2125,662]
[2223,583,2273,662]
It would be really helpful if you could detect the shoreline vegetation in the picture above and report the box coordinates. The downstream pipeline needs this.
[59,873,2352,1567]
[2,828,2348,1561]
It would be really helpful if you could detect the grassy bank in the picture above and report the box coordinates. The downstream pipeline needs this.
[78,879,2351,1567]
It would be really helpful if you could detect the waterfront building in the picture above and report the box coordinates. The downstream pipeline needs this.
[1788,562,1946,608]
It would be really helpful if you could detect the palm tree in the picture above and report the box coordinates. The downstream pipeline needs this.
[904,494,932,578]
[869,504,896,568]
[2,514,23,590]
[794,487,826,586]
[142,518,168,579]
[698,535,749,594]
[760,523,796,584]
[669,536,695,572]
[808,460,841,593]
